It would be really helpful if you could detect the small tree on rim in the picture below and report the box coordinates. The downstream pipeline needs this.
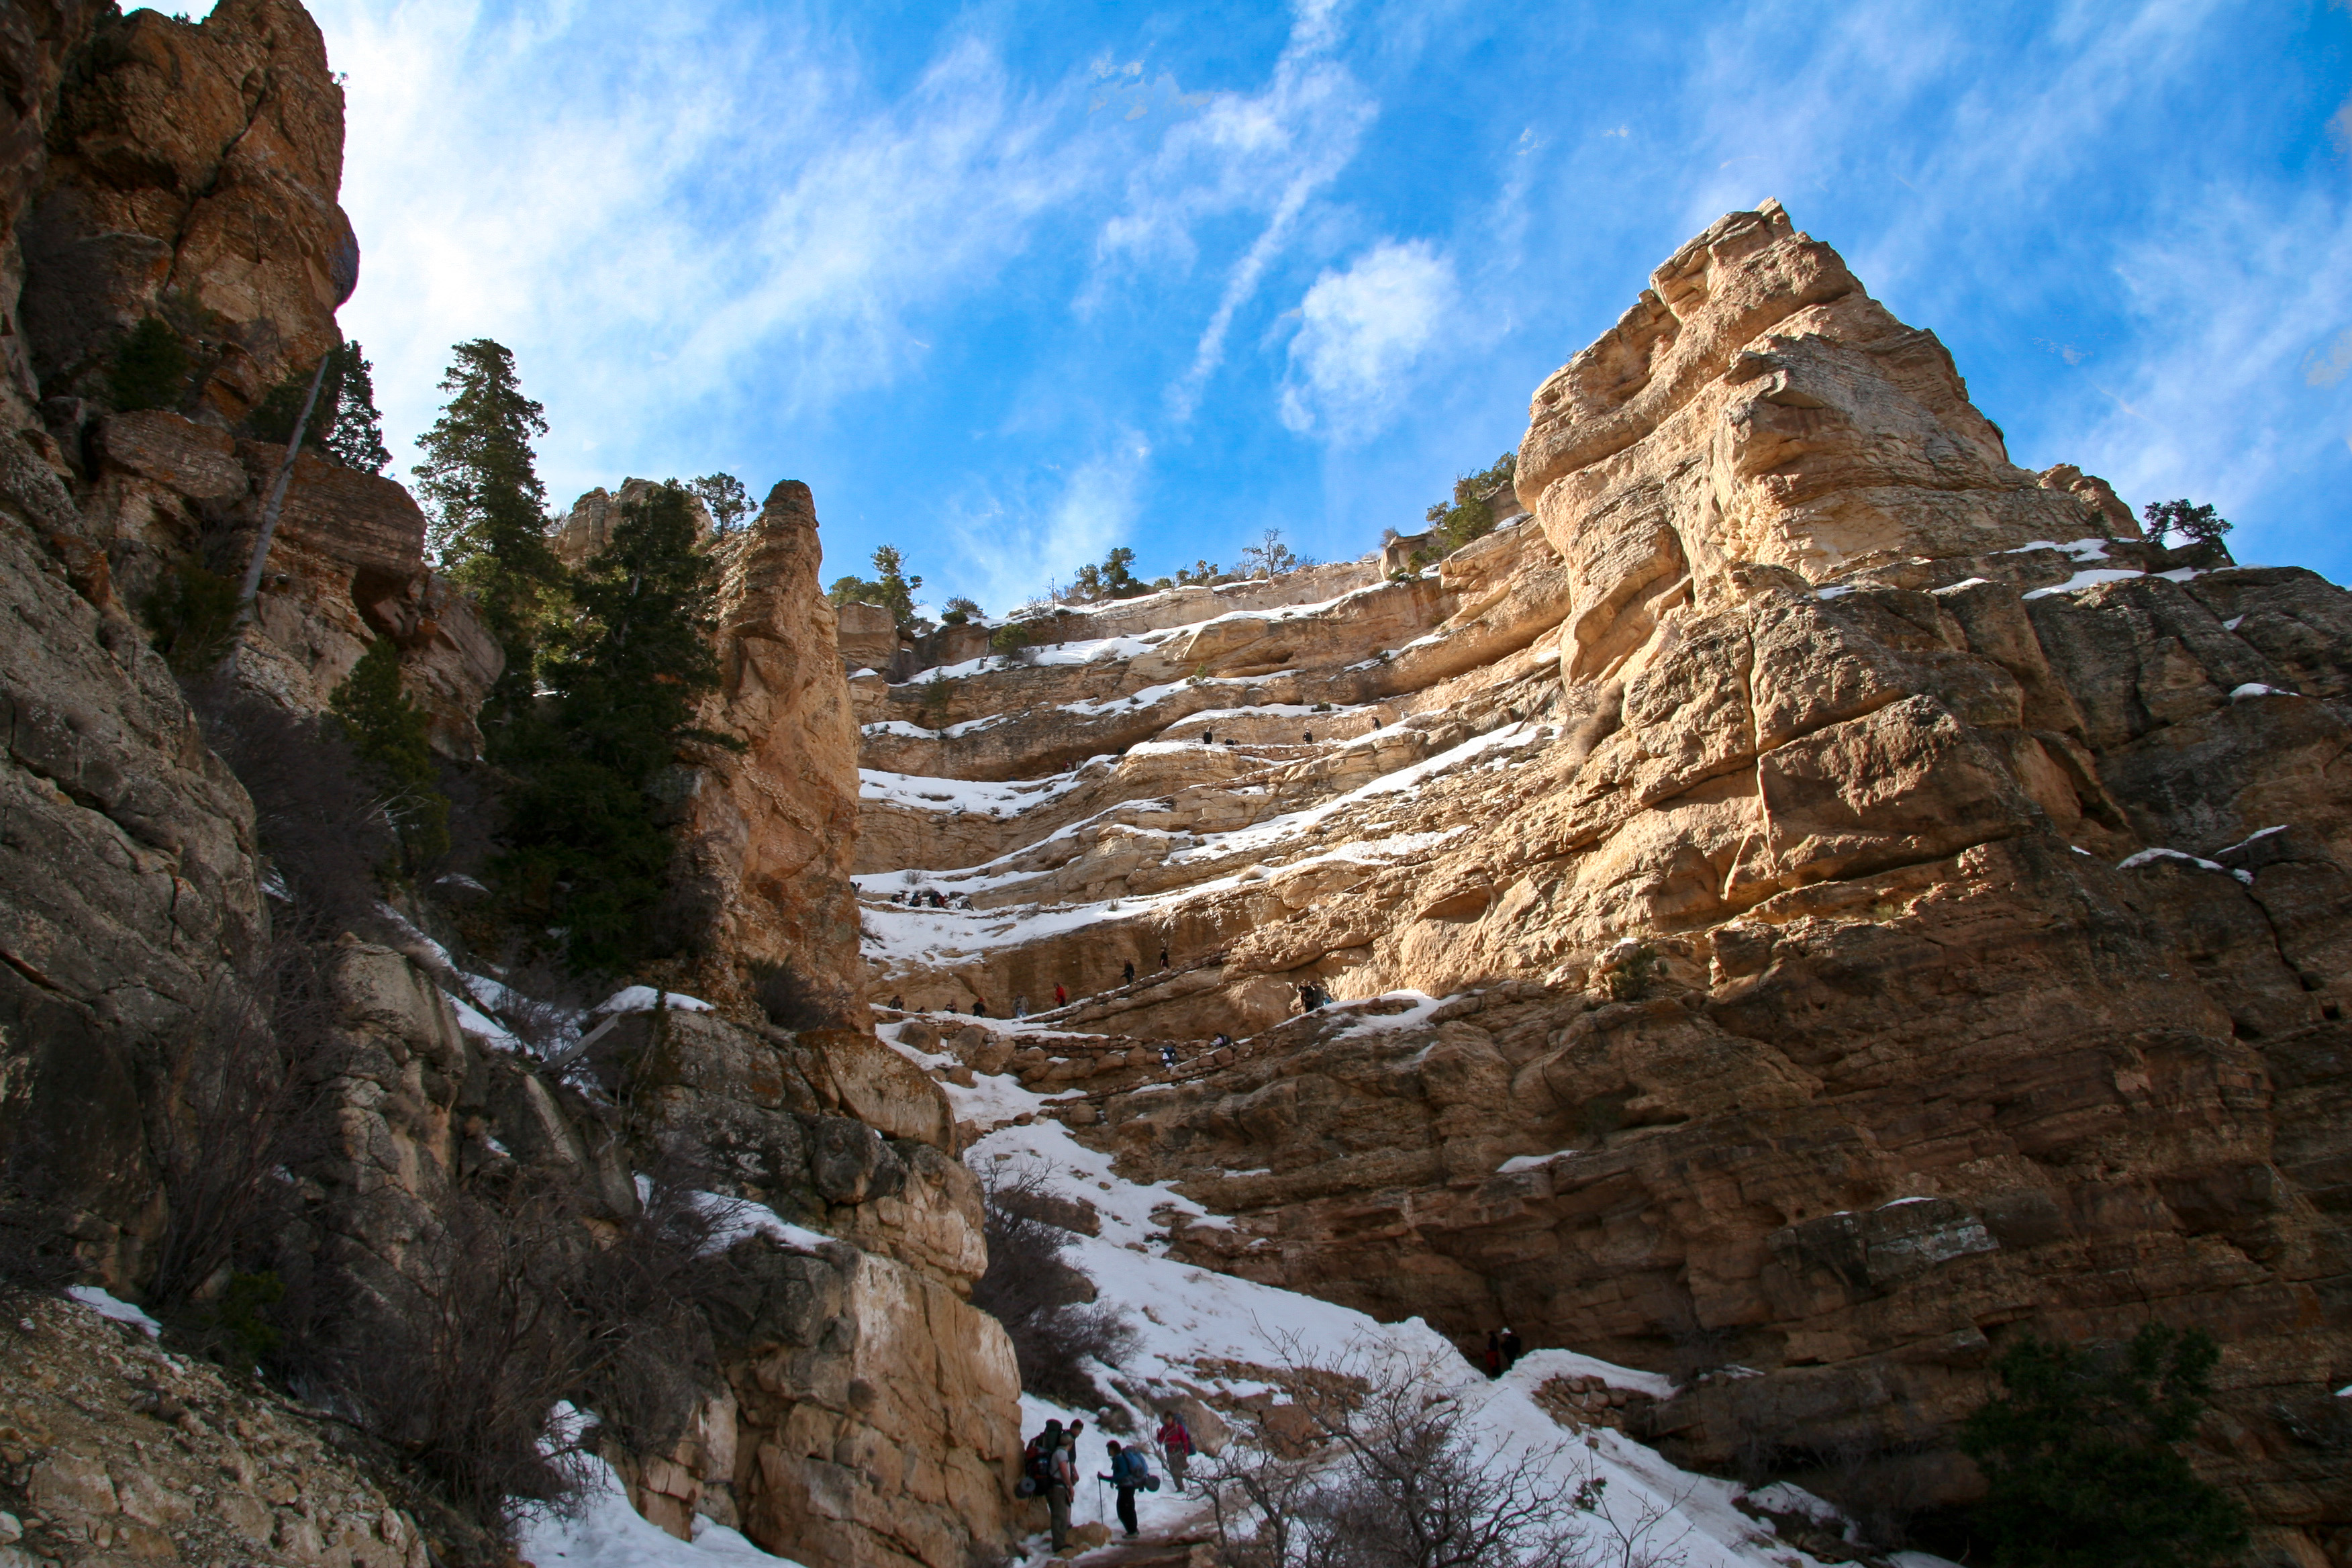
[2141,498,2232,555]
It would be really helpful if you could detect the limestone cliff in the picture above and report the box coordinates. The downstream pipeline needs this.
[0,7,1016,1567]
[849,206,2352,1558]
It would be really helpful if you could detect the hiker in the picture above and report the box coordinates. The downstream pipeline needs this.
[1014,995,1027,1020]
[1160,1044,1178,1071]
[1484,1330,1503,1378]
[1123,961,1136,985]
[1155,1410,1194,1494]
[1055,983,1067,1007]
[890,995,903,1010]
[974,999,989,1018]
[1302,729,1313,743]
[1101,1439,1148,1539]
[1501,1326,1523,1369]
[1028,1420,1070,1551]
[1202,730,1214,744]
[1159,946,1169,969]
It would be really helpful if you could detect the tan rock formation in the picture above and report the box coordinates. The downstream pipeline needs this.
[847,206,2352,1555]
[666,480,867,1015]
[553,476,715,569]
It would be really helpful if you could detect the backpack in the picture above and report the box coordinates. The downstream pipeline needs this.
[1026,1438,1058,1483]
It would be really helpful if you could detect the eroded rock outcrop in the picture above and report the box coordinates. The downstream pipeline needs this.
[851,206,2352,1556]
[666,481,867,1016]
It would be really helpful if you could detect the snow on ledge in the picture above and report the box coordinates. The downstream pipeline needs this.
[2116,847,2253,885]
[594,987,715,1015]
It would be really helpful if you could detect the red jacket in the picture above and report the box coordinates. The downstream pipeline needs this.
[1156,1418,1192,1455]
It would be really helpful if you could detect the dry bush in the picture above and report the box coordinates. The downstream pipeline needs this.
[0,1136,78,1320]
[971,1158,1136,1406]
[1196,1337,1689,1568]
[323,1163,752,1540]
[183,674,395,942]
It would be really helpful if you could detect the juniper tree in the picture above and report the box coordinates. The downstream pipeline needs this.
[411,340,566,739]
[2142,498,2233,554]
[1424,452,1517,556]
[109,316,191,412]
[495,481,728,972]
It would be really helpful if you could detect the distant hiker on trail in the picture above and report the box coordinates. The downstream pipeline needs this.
[1211,1032,1230,1050]
[890,995,903,1010]
[1501,1326,1523,1368]
[1123,961,1136,985]
[1013,995,1027,1019]
[1202,730,1214,744]
[1159,946,1169,969]
[1101,1439,1150,1538]
[1302,729,1313,743]
[1027,1420,1071,1550]
[1155,1410,1194,1494]
[1160,1044,1178,1071]
[974,999,989,1018]
[1055,983,1067,1007]
[1485,1330,1503,1378]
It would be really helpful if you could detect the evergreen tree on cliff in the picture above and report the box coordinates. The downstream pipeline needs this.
[496,481,729,972]
[411,340,565,739]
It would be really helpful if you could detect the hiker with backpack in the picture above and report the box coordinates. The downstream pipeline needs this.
[1099,1439,1154,1538]
[1155,1409,1194,1494]
[1020,1420,1072,1551]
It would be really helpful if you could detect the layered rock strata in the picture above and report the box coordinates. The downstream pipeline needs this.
[851,206,2352,1557]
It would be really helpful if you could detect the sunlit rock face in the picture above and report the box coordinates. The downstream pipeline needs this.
[850,207,2352,1554]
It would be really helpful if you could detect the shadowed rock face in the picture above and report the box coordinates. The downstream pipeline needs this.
[850,207,2352,1553]
[19,0,357,421]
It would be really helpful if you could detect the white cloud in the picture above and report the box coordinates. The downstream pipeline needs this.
[315,1,1103,504]
[1277,239,1457,442]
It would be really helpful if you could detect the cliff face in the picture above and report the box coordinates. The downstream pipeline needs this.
[19,0,357,424]
[0,7,1017,1567]
[667,481,868,1016]
[848,207,2352,1555]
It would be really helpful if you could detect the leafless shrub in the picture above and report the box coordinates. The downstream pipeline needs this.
[183,674,395,942]
[1197,1336,1689,1568]
[142,941,346,1320]
[325,1164,750,1540]
[971,1157,1136,1406]
[0,1136,78,1320]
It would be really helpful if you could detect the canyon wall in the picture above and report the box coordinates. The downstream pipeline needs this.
[850,205,2352,1560]
[0,7,1014,1566]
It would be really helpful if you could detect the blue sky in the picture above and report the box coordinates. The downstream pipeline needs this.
[309,0,2352,611]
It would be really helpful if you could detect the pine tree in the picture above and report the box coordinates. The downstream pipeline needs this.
[411,340,566,740]
[827,544,923,629]
[689,473,751,535]
[324,344,393,473]
[109,316,191,412]
[328,638,450,865]
[1960,1323,2249,1567]
[246,342,393,473]
[495,481,728,972]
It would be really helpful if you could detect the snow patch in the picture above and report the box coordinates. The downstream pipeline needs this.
[593,987,715,1015]
[67,1285,160,1338]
